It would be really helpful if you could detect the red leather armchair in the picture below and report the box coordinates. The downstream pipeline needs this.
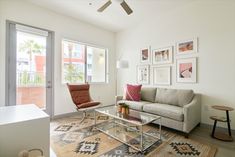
[67,83,100,123]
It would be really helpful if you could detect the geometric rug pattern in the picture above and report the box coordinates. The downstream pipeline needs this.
[170,142,201,156]
[75,141,99,155]
[50,115,217,157]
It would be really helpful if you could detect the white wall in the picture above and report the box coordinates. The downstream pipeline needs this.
[0,0,116,115]
[116,0,235,129]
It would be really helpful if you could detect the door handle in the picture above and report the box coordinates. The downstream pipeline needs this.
[47,81,52,89]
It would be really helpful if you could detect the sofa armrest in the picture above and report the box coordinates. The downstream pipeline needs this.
[183,94,201,133]
[115,96,123,105]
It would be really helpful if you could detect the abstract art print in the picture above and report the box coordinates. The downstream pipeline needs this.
[177,58,197,83]
[153,66,171,85]
[140,47,151,63]
[137,65,149,84]
[176,38,198,55]
[152,46,173,65]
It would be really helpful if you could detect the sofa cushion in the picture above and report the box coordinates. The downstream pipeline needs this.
[155,88,194,107]
[117,100,150,111]
[143,103,184,121]
[141,87,157,102]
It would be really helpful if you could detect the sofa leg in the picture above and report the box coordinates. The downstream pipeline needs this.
[184,133,189,138]
[197,123,201,127]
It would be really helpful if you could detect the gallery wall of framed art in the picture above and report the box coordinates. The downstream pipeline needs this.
[137,65,150,84]
[137,37,198,85]
[176,58,197,83]
[152,46,173,65]
[176,38,198,55]
[140,46,151,64]
[153,66,171,85]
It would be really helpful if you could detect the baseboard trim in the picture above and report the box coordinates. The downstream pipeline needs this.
[51,112,79,120]
[51,104,115,120]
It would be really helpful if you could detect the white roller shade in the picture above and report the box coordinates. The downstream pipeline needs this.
[16,24,48,37]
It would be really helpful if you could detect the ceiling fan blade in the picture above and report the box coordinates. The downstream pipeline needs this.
[97,0,112,12]
[120,0,133,15]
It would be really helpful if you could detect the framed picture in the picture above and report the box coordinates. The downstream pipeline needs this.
[140,47,151,63]
[177,58,197,83]
[176,38,198,55]
[152,46,173,65]
[137,65,149,84]
[153,66,171,85]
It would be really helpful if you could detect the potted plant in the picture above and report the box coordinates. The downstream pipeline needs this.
[121,104,129,115]
[118,103,129,114]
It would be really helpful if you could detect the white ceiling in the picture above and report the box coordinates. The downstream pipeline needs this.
[24,0,194,32]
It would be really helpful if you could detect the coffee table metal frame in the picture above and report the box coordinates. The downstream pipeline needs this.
[94,106,162,152]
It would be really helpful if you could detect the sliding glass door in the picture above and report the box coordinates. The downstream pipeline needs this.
[6,21,54,116]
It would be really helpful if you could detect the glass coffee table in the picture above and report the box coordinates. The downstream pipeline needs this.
[94,105,161,152]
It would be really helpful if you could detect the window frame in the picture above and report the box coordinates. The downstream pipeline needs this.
[61,38,108,84]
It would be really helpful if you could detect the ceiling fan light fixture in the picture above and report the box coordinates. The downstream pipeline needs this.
[120,0,133,15]
[97,0,112,12]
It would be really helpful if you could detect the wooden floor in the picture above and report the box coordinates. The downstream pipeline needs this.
[189,125,235,157]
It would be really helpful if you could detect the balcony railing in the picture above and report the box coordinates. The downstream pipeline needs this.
[17,71,45,87]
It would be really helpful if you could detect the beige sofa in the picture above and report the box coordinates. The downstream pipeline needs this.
[116,87,201,137]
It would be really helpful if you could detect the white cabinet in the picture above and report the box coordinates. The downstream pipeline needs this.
[0,104,50,157]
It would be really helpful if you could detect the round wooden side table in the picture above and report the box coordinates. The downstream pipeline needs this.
[210,105,234,142]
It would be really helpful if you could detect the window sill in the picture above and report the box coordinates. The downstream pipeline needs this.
[62,82,108,85]
[88,82,108,85]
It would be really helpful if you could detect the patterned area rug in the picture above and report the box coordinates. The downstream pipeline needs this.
[51,115,217,157]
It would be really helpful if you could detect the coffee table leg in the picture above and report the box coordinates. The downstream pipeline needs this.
[159,118,162,140]
[114,118,117,135]
[226,111,232,136]
[140,125,143,152]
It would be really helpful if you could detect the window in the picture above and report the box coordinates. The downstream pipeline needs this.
[62,39,107,84]
[86,46,106,83]
[62,40,85,83]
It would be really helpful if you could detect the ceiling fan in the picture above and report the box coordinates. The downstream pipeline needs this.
[97,0,133,15]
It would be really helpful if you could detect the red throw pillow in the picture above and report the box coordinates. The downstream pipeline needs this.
[124,84,142,101]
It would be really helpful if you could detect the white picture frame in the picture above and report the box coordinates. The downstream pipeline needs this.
[153,66,171,85]
[140,46,151,64]
[176,38,198,55]
[177,58,197,83]
[152,46,173,65]
[137,65,150,84]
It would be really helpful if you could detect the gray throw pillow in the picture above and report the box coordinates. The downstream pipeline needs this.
[141,87,157,102]
[155,88,194,106]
